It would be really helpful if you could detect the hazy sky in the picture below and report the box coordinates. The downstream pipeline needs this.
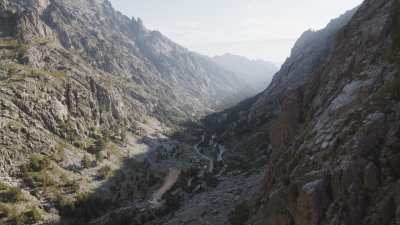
[109,0,363,64]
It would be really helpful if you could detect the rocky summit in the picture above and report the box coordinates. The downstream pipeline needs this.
[0,0,399,225]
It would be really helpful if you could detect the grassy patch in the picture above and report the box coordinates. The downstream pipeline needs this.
[23,207,43,224]
[22,171,55,188]
[54,192,75,213]
[81,154,94,169]
[20,154,55,188]
[0,39,18,48]
[0,183,24,203]
[73,138,95,150]
[97,165,112,180]
[21,154,51,173]
[4,63,68,82]
[0,204,42,225]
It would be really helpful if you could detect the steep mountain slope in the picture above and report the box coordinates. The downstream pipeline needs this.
[203,8,357,170]
[213,53,278,92]
[205,0,400,224]
[1,0,399,224]
[0,0,250,224]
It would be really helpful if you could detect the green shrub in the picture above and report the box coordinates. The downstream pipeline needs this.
[59,194,115,223]
[81,155,92,169]
[73,138,95,150]
[0,182,9,190]
[21,154,51,173]
[0,39,17,47]
[54,192,74,211]
[50,71,66,78]
[16,43,29,62]
[22,171,54,188]
[20,154,55,188]
[0,187,24,203]
[97,166,112,180]
[23,207,42,224]
[60,175,80,192]
[0,203,14,218]
[87,137,108,155]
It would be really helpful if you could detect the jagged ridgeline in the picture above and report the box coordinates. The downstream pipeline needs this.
[0,0,251,224]
[1,0,400,224]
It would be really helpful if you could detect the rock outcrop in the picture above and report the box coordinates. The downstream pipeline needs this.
[204,0,400,225]
[0,0,251,224]
[203,7,357,171]
[0,0,250,173]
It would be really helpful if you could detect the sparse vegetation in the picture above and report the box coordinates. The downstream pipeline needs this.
[53,143,66,163]
[73,138,95,150]
[22,170,55,188]
[0,182,8,190]
[0,183,24,203]
[97,165,112,180]
[23,207,43,224]
[0,187,24,203]
[4,62,68,82]
[54,192,75,213]
[0,39,18,48]
[20,154,54,188]
[58,193,116,224]
[87,137,109,155]
[0,203,14,219]
[0,204,42,225]
[21,154,51,173]
[48,70,67,79]
[81,154,93,169]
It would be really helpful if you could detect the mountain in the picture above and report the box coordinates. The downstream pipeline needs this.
[202,0,400,224]
[1,0,400,225]
[213,53,278,92]
[0,0,250,224]
[203,7,358,169]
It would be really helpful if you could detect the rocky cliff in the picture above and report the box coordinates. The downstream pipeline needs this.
[1,0,400,224]
[205,0,400,224]
[0,0,250,224]
[203,7,357,172]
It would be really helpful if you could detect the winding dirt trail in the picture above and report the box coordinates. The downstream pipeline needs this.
[149,168,181,206]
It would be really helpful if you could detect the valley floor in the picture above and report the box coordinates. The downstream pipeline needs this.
[68,117,266,225]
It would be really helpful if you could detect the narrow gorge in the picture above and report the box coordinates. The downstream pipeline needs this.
[0,0,399,225]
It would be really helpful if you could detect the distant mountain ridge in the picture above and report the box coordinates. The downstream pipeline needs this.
[213,53,278,92]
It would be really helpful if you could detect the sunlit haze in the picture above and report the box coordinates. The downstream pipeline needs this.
[110,0,363,65]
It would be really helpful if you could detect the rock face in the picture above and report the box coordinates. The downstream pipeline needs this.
[203,8,357,171]
[204,0,400,225]
[1,0,400,224]
[0,0,252,224]
[0,0,249,172]
[213,53,278,93]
